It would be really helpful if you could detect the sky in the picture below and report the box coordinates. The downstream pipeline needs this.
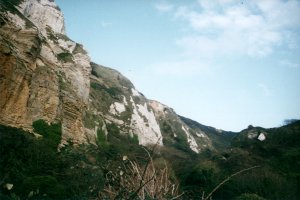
[56,0,300,132]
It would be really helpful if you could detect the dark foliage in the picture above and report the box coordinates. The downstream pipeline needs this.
[0,120,299,199]
[91,82,121,99]
[57,52,73,63]
[0,124,104,199]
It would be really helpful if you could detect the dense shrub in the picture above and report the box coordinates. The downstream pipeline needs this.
[0,124,104,199]
[235,193,266,200]
[90,82,121,98]
[1,121,299,199]
[97,128,107,148]
[32,119,62,149]
[22,175,66,199]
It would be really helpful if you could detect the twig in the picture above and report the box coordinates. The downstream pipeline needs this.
[203,165,260,200]
[127,173,156,200]
[170,192,185,200]
[126,138,161,200]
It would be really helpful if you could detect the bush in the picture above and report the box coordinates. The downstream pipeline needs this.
[106,123,120,136]
[131,134,139,144]
[57,52,73,63]
[22,175,67,199]
[97,128,107,148]
[90,82,121,98]
[32,119,62,149]
[235,193,266,200]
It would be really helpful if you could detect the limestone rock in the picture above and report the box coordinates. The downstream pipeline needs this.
[0,0,91,145]
[19,0,65,34]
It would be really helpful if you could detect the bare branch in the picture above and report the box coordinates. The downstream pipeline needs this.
[203,165,260,200]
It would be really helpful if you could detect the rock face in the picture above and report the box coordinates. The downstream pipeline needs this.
[88,63,215,151]
[0,0,229,152]
[87,63,164,146]
[19,0,65,34]
[0,0,90,144]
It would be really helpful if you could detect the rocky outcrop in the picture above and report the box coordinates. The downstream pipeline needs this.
[0,0,91,144]
[150,100,213,153]
[19,0,65,34]
[89,63,213,151]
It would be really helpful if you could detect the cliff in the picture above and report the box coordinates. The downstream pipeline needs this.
[0,0,231,152]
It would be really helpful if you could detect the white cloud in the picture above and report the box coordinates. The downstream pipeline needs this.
[280,60,300,69]
[175,0,300,58]
[154,2,174,12]
[149,0,300,78]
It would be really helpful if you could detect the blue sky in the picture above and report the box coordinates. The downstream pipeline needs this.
[56,0,300,131]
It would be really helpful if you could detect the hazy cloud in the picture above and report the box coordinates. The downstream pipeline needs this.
[280,60,300,69]
[174,0,300,58]
[151,0,300,78]
[154,2,174,12]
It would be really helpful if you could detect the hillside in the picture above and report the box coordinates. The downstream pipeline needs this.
[0,0,223,153]
[0,0,299,199]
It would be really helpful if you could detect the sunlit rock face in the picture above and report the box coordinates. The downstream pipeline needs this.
[0,0,91,144]
[258,133,266,141]
[19,0,65,34]
[149,100,213,153]
[130,99,163,146]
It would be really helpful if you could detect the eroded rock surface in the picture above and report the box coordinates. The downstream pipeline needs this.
[0,0,91,144]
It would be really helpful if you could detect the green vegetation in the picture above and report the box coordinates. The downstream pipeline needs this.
[22,175,66,199]
[96,128,107,148]
[91,82,121,99]
[0,0,34,28]
[57,73,66,91]
[156,121,300,199]
[32,119,61,149]
[131,134,139,144]
[0,121,299,199]
[0,124,104,199]
[57,52,73,63]
[90,62,134,89]
[83,111,99,129]
[4,0,24,6]
[235,193,267,200]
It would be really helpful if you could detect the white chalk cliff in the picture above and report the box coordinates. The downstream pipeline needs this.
[0,0,216,152]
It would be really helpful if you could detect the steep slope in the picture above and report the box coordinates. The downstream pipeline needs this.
[0,0,221,153]
[179,116,237,151]
[0,0,91,145]
[175,120,300,200]
[87,63,214,152]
